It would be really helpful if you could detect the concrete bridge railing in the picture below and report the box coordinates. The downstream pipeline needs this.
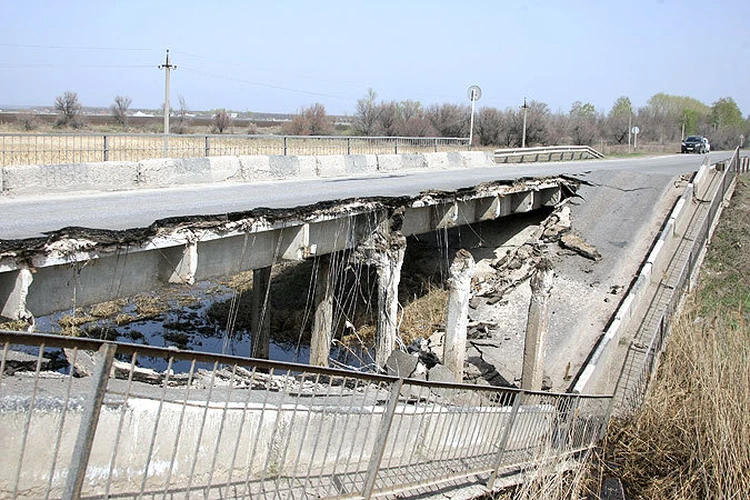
[0,331,611,499]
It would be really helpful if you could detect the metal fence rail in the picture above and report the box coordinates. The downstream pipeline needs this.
[0,331,610,499]
[493,145,604,163]
[614,149,741,414]
[0,133,470,167]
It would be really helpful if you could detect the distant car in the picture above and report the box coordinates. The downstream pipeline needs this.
[681,136,710,154]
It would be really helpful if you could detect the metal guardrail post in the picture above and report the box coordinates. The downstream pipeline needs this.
[63,343,116,500]
[486,390,523,490]
[103,135,109,162]
[362,378,403,499]
[283,136,288,156]
[434,138,438,152]
[347,137,351,155]
[394,138,399,154]
[205,136,210,157]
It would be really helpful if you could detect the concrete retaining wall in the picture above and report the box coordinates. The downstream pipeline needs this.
[0,152,496,197]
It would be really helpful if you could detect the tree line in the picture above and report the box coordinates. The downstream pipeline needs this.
[40,89,750,150]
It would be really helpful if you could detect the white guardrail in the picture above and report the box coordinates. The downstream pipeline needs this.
[493,145,604,163]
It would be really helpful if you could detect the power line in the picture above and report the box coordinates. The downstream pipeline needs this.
[0,43,155,52]
[0,63,154,69]
[180,66,353,101]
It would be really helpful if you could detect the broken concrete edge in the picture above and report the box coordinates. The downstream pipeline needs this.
[0,151,496,197]
[570,167,716,394]
[0,176,575,262]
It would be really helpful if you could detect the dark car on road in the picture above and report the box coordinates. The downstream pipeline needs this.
[681,136,710,154]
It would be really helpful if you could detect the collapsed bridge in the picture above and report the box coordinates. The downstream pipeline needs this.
[0,175,573,369]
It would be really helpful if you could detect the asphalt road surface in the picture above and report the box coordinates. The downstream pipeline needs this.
[0,152,733,241]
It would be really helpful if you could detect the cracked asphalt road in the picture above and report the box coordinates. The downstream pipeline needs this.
[0,152,730,241]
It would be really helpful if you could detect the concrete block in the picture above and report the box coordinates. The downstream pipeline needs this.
[297,155,318,179]
[138,157,212,188]
[315,155,347,178]
[268,155,301,179]
[459,151,494,168]
[344,154,378,174]
[423,152,450,170]
[377,154,427,172]
[3,161,139,195]
[207,156,242,182]
[238,155,272,181]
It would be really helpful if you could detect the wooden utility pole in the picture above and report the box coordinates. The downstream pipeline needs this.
[158,49,176,158]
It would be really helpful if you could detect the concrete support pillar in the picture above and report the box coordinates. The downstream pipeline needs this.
[521,259,554,391]
[310,254,334,367]
[168,240,198,285]
[250,266,272,359]
[375,234,406,370]
[0,266,34,321]
[443,249,475,382]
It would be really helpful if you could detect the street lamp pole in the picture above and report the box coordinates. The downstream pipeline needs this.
[521,97,529,148]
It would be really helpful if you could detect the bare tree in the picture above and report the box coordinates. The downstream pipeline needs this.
[110,95,132,128]
[475,107,509,146]
[427,103,469,138]
[212,109,233,133]
[16,112,39,131]
[353,88,381,136]
[568,101,598,145]
[172,94,190,134]
[282,103,333,135]
[54,91,83,128]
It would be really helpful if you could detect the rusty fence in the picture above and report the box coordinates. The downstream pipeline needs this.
[614,148,743,414]
[0,134,470,167]
[0,331,611,499]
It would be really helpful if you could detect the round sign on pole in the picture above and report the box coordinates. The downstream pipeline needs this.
[467,85,482,102]
[631,126,640,135]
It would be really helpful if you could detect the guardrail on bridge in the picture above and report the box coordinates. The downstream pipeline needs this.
[493,145,604,163]
[0,331,611,499]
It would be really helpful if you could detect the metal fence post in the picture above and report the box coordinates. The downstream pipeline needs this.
[434,138,438,152]
[63,343,116,500]
[205,136,210,157]
[362,378,403,499]
[487,390,523,490]
[394,138,398,155]
[103,135,109,162]
[347,137,351,155]
[283,136,288,156]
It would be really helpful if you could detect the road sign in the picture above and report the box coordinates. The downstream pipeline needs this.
[631,126,640,135]
[467,85,482,102]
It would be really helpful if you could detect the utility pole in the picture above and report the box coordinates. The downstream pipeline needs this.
[521,97,529,148]
[159,49,176,158]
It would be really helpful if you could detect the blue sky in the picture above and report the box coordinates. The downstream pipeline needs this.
[1,0,748,116]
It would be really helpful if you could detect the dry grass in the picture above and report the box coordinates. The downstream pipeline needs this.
[591,176,750,499]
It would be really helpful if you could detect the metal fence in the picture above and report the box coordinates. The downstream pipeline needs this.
[0,133,470,167]
[0,331,611,499]
[613,148,742,414]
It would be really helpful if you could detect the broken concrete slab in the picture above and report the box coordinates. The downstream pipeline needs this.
[560,232,602,261]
